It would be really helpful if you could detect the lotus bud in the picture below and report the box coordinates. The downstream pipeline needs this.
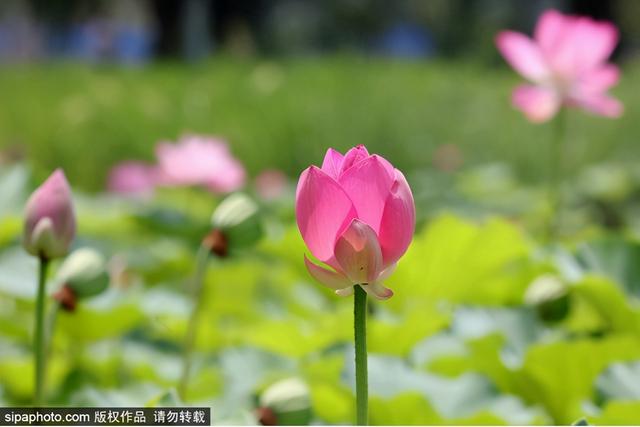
[53,248,109,311]
[207,192,263,257]
[295,145,416,299]
[257,378,312,426]
[524,273,570,322]
[23,169,76,260]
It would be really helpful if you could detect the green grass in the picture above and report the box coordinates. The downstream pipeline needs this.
[1,56,638,191]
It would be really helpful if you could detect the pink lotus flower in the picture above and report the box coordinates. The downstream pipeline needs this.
[496,9,623,122]
[107,161,158,196]
[295,145,415,300]
[23,169,76,260]
[155,135,246,193]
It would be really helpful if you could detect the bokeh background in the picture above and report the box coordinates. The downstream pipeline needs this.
[1,0,640,425]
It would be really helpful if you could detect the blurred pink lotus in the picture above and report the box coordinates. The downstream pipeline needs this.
[107,161,158,196]
[295,145,415,300]
[255,169,289,201]
[24,169,76,260]
[156,135,246,193]
[496,9,623,122]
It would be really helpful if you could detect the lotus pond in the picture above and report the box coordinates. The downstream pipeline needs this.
[1,58,640,425]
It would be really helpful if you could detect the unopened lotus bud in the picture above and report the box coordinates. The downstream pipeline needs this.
[209,193,263,256]
[258,378,312,426]
[55,248,109,300]
[296,146,415,299]
[524,274,570,322]
[23,169,76,260]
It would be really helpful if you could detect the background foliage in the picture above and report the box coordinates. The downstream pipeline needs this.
[1,58,639,191]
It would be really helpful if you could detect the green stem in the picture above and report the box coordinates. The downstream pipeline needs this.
[34,256,49,406]
[354,285,368,425]
[547,109,567,240]
[178,244,211,400]
[45,303,60,359]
